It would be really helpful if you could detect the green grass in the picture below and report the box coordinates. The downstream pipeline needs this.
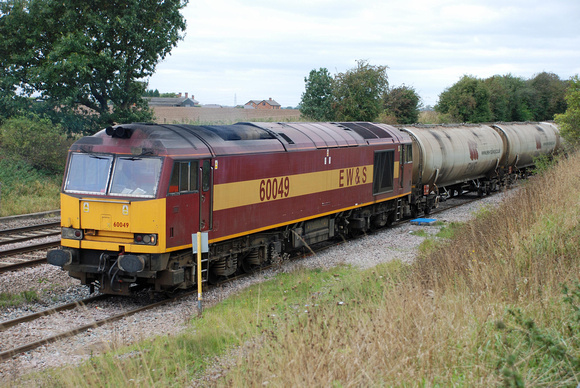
[435,221,462,239]
[28,265,383,386]
[409,229,428,237]
[0,156,61,216]
[0,290,40,307]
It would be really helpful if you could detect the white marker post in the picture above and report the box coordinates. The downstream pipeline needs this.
[192,232,208,315]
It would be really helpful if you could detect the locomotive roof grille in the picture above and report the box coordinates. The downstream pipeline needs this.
[337,122,392,139]
[201,124,276,141]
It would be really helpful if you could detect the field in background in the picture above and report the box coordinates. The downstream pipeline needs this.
[152,106,452,126]
[152,107,302,125]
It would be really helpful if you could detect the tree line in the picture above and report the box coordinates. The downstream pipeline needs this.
[0,1,577,146]
[300,62,570,125]
[299,60,421,125]
[435,73,568,123]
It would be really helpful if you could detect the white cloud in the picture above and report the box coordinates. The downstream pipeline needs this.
[148,0,580,107]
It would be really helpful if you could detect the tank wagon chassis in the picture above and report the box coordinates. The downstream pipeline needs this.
[47,121,560,295]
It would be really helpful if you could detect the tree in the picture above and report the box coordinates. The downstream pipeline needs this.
[527,72,568,121]
[300,68,335,121]
[555,75,580,148]
[382,85,421,124]
[484,74,532,122]
[435,75,492,123]
[144,89,161,97]
[0,0,188,133]
[333,60,389,122]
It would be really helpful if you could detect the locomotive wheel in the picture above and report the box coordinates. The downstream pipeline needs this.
[207,269,221,285]
[241,259,258,274]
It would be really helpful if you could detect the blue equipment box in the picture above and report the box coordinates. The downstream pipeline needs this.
[410,218,437,225]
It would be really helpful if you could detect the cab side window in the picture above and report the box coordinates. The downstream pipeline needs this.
[405,144,413,163]
[202,160,211,192]
[168,161,199,194]
[373,150,395,194]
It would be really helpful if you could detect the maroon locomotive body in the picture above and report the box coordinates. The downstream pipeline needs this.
[49,121,413,293]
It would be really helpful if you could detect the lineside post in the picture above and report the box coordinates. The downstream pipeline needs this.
[197,231,203,314]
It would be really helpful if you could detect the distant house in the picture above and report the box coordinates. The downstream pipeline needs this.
[244,98,281,110]
[146,92,199,107]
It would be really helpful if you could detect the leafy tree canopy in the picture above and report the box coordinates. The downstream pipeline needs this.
[555,75,580,148]
[528,72,568,120]
[435,75,492,123]
[299,61,422,124]
[300,68,334,121]
[144,89,161,97]
[436,72,567,123]
[383,85,421,124]
[332,60,389,122]
[0,0,188,134]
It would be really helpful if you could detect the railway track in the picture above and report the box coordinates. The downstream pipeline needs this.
[0,194,486,362]
[0,293,181,362]
[0,285,227,362]
[0,222,61,246]
[0,221,61,273]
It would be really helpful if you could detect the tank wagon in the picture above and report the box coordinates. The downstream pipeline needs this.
[400,122,561,214]
[48,122,413,294]
[491,122,560,170]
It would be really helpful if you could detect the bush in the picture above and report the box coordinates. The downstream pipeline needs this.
[0,114,72,174]
[555,75,580,149]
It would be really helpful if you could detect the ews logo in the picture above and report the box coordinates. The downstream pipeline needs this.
[339,167,368,187]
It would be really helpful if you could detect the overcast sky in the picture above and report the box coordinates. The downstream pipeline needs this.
[146,0,580,108]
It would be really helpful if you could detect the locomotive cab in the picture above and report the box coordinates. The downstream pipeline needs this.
[48,124,215,294]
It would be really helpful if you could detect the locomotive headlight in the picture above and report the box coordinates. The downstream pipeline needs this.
[134,233,157,245]
[62,227,83,240]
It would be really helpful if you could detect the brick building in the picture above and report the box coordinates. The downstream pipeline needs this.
[244,98,281,110]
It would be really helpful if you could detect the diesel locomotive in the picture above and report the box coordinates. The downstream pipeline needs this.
[47,121,560,295]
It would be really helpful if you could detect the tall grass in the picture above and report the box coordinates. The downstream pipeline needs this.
[0,158,61,216]
[14,152,579,387]
[223,152,580,386]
